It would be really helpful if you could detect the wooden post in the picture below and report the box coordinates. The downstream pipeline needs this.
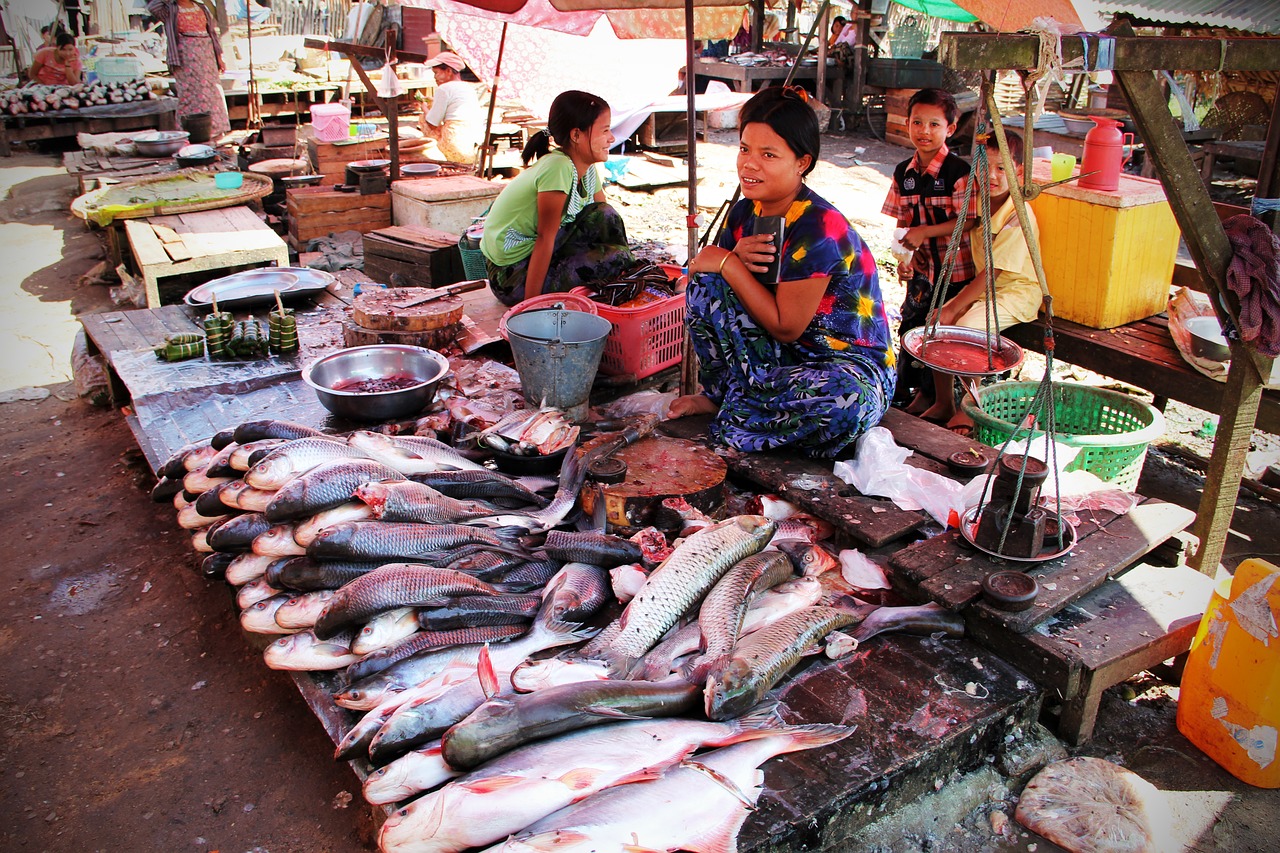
[816,6,828,106]
[1257,86,1280,233]
[751,0,764,54]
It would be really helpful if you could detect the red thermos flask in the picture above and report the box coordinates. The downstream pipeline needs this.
[1079,116,1134,191]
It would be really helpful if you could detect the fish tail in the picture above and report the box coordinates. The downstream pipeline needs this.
[770,723,857,752]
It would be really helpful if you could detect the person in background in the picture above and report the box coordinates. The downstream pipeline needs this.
[922,130,1041,435]
[881,87,975,415]
[148,0,230,138]
[827,15,848,50]
[480,90,634,307]
[669,85,896,458]
[419,51,482,165]
[29,33,82,86]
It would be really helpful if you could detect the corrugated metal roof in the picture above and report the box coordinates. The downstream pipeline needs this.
[1089,1,1280,34]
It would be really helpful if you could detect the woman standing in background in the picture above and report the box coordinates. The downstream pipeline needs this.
[147,0,230,138]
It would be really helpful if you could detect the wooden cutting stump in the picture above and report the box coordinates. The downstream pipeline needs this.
[577,435,725,534]
[341,318,462,350]
[352,287,465,332]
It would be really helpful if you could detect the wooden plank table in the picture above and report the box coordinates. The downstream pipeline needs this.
[123,206,291,308]
[63,150,180,194]
[0,97,178,157]
[1003,314,1280,435]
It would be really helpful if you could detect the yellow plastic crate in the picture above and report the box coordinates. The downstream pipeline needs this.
[1028,163,1179,329]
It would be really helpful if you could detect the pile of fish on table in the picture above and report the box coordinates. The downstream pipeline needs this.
[155,415,966,853]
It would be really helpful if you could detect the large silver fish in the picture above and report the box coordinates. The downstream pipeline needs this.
[307,520,519,563]
[849,602,965,644]
[263,628,360,671]
[351,607,420,655]
[251,523,307,557]
[606,515,776,667]
[293,501,376,547]
[206,512,272,553]
[265,556,384,592]
[265,459,407,523]
[363,740,462,806]
[344,623,529,686]
[347,430,488,474]
[245,436,368,490]
[354,480,500,525]
[441,677,701,771]
[379,711,791,853]
[684,550,796,682]
[493,727,854,853]
[240,594,296,634]
[313,563,504,639]
[704,604,874,721]
[274,589,337,630]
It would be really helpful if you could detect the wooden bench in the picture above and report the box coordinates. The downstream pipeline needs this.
[123,206,291,308]
[1003,314,1280,435]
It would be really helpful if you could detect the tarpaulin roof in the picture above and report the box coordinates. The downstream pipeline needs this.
[894,0,1082,30]
[408,0,747,38]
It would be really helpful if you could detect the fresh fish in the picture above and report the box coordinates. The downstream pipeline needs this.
[634,621,702,682]
[314,563,505,639]
[442,677,701,771]
[824,630,859,659]
[339,598,588,711]
[264,459,407,522]
[194,482,237,517]
[575,619,623,662]
[251,524,307,557]
[630,526,673,567]
[495,559,563,592]
[307,521,520,563]
[150,476,184,503]
[705,604,874,721]
[363,740,462,806]
[501,728,853,853]
[206,512,272,552]
[355,480,499,525]
[190,528,213,553]
[265,557,384,592]
[225,553,279,586]
[232,418,325,445]
[849,602,965,644]
[414,469,549,508]
[159,440,209,479]
[380,709,796,853]
[274,590,338,630]
[442,551,530,581]
[240,594,296,634]
[203,441,241,478]
[416,594,541,631]
[510,657,613,693]
[752,493,801,521]
[210,427,237,451]
[367,611,592,763]
[293,502,375,547]
[201,552,234,581]
[769,513,836,545]
[542,563,610,623]
[775,541,840,577]
[246,437,370,491]
[541,530,643,568]
[609,563,648,603]
[476,449,588,533]
[185,465,234,496]
[607,516,776,667]
[347,430,489,474]
[351,607,420,655]
[259,627,360,666]
[345,623,529,685]
[177,501,228,530]
[237,577,284,609]
[683,550,796,682]
[229,438,285,472]
[218,479,276,512]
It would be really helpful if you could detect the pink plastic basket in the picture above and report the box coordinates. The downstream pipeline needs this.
[595,292,686,379]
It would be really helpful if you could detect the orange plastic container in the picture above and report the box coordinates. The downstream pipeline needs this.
[1177,558,1280,787]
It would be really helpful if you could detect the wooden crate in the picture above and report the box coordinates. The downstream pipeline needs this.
[363,225,465,288]
[286,186,391,244]
[307,138,436,185]
[884,87,919,149]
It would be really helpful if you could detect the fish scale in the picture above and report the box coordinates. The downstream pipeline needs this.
[608,515,776,664]
[266,557,385,591]
[413,469,549,508]
[313,563,503,639]
[541,530,643,568]
[704,604,872,721]
[344,622,528,685]
[356,481,500,525]
[246,436,369,490]
[307,520,509,562]
[686,550,796,680]
[265,459,408,522]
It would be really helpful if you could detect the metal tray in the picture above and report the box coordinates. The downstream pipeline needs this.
[183,267,336,308]
[959,506,1077,563]
[902,325,1024,378]
[347,159,391,173]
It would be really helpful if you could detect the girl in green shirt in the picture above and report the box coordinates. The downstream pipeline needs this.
[480,90,634,306]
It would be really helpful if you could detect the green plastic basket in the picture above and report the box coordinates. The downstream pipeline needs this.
[890,16,928,60]
[961,382,1166,492]
[459,243,489,280]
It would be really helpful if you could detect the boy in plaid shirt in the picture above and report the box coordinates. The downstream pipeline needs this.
[881,88,975,412]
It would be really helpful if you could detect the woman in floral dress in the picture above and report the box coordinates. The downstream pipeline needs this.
[668,86,896,458]
[148,0,230,138]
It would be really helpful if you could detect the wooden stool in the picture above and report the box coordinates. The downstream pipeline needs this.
[124,206,290,308]
[968,562,1214,744]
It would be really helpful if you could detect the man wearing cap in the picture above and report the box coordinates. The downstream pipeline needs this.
[421,51,483,164]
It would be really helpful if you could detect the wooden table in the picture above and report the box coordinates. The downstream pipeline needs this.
[1200,138,1266,180]
[1003,314,1280,435]
[0,97,177,157]
[693,57,820,93]
[63,150,179,195]
[124,206,291,308]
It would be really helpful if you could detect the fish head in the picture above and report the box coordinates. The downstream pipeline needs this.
[775,542,838,577]
[703,657,757,721]
[247,454,300,490]
[738,514,778,541]
[353,481,389,512]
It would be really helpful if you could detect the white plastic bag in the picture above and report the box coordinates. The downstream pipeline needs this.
[599,390,678,419]
[376,62,404,98]
[890,227,914,267]
[833,427,965,527]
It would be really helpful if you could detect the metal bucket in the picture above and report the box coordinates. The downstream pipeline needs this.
[505,304,612,421]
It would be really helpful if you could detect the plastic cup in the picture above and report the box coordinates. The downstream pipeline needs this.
[1051,153,1076,182]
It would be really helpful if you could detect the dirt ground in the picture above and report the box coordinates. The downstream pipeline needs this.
[0,127,1277,853]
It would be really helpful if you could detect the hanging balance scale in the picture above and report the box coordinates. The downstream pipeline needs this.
[946,79,1077,565]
